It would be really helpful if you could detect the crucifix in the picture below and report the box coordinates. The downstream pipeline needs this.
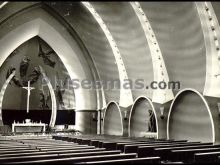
[22,81,35,113]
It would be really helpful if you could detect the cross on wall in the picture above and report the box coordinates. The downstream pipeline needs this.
[22,81,35,113]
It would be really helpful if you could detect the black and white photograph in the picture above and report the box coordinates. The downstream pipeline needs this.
[0,1,220,164]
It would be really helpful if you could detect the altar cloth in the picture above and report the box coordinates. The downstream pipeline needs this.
[12,122,46,133]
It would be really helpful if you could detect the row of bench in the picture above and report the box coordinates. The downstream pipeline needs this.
[1,134,220,164]
[0,136,160,164]
[53,134,220,164]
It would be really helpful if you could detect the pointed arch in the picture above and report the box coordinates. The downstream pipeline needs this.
[103,101,123,136]
[167,88,215,142]
[82,2,133,108]
[128,96,158,138]
[0,6,100,110]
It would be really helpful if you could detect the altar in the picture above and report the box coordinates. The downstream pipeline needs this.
[11,81,47,133]
[140,132,158,139]
[12,119,46,133]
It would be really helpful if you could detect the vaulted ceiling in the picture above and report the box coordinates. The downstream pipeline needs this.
[0,2,220,110]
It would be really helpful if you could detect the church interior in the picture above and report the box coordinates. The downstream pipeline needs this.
[0,1,220,164]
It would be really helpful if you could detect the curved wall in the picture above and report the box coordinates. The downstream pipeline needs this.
[168,89,214,142]
[91,2,154,100]
[104,102,123,136]
[46,2,120,104]
[75,110,97,134]
[0,2,38,23]
[212,2,220,23]
[129,97,158,138]
[140,2,206,94]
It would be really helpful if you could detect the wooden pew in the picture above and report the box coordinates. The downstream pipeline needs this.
[30,144,80,148]
[0,143,27,146]
[35,144,88,149]
[138,142,213,158]
[0,146,95,155]
[54,135,168,145]
[100,142,117,151]
[0,148,107,158]
[0,144,26,147]
[97,139,163,150]
[57,135,181,147]
[171,148,220,163]
[194,151,220,163]
[90,140,100,147]
[153,143,218,160]
[120,142,200,153]
[38,146,95,151]
[21,140,75,144]
[0,149,40,155]
[21,140,74,145]
[0,145,30,149]
[116,141,189,152]
[77,157,161,164]
[57,135,156,144]
[6,153,137,164]
[53,135,188,152]
[79,139,91,145]
[125,142,204,155]
[0,141,21,144]
[0,150,122,163]
[53,136,76,142]
[0,147,38,151]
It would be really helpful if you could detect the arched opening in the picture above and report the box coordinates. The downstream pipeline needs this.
[129,96,158,138]
[167,88,215,142]
[0,6,98,112]
[0,6,101,132]
[0,36,76,128]
[103,101,123,136]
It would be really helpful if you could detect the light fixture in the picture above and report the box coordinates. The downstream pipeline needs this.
[211,26,215,31]
[217,103,220,117]
[160,106,165,119]
[92,112,97,122]
[100,110,104,121]
[205,6,209,11]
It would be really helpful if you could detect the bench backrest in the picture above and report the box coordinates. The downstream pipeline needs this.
[194,151,220,163]
[77,157,161,164]
[171,148,220,163]
[10,153,137,164]
[0,150,122,163]
[137,143,213,157]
